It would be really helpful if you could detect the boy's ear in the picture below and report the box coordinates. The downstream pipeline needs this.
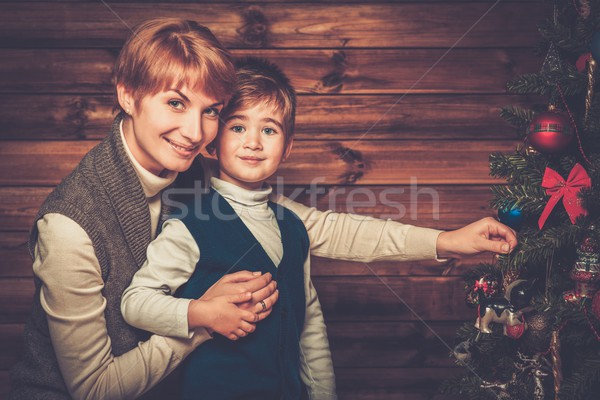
[117,84,135,115]
[282,138,294,162]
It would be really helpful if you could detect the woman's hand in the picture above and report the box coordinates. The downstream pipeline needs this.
[436,217,518,259]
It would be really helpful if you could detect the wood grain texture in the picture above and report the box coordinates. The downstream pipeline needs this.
[335,368,463,400]
[0,140,517,186]
[0,49,540,94]
[0,94,537,140]
[314,276,471,321]
[0,3,544,48]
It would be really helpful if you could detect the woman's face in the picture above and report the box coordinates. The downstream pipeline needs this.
[120,85,224,176]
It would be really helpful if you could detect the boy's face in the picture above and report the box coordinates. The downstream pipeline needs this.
[216,102,292,191]
[119,84,224,176]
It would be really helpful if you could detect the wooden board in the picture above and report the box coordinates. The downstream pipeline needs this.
[0,140,516,186]
[0,94,537,141]
[0,49,540,94]
[314,276,472,321]
[0,3,544,48]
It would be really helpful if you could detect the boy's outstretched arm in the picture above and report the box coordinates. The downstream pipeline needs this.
[436,216,517,259]
[271,194,517,261]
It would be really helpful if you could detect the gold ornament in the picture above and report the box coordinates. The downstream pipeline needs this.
[550,330,562,400]
[585,57,596,126]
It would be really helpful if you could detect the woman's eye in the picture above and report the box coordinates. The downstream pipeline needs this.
[168,100,184,109]
[262,127,276,135]
[205,107,220,117]
[231,125,245,133]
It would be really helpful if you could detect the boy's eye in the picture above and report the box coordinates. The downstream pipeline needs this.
[205,107,220,117]
[231,125,245,133]
[262,127,277,136]
[168,100,184,109]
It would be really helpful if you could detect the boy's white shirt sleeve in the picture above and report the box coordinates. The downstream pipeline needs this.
[299,260,337,400]
[121,219,201,338]
[270,193,444,261]
[35,213,211,400]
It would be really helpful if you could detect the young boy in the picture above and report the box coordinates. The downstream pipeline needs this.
[122,57,336,400]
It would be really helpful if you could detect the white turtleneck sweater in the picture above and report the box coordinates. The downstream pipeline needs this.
[122,177,337,399]
[33,122,443,400]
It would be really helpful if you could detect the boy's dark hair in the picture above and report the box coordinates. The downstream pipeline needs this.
[208,57,296,155]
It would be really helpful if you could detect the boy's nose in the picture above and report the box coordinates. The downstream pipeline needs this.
[243,131,262,150]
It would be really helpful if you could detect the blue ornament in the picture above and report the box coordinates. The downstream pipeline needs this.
[591,31,600,62]
[498,206,524,230]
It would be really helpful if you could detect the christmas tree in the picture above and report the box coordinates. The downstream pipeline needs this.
[441,1,600,399]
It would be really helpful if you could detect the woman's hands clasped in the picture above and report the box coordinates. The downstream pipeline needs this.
[187,271,279,340]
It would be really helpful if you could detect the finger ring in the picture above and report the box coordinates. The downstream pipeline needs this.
[259,300,267,312]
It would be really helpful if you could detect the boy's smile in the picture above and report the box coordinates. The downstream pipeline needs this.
[216,102,293,191]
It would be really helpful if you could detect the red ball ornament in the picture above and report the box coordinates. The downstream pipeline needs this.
[527,111,573,153]
[505,320,526,339]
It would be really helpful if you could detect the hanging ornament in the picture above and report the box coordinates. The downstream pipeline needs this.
[537,164,591,229]
[520,312,553,355]
[550,330,562,400]
[498,206,525,230]
[576,53,591,73]
[514,352,552,400]
[591,31,600,62]
[465,274,501,306]
[579,0,591,18]
[584,56,596,125]
[564,229,600,303]
[541,43,565,77]
[475,280,534,335]
[526,111,573,154]
[593,290,600,320]
[452,339,472,364]
[503,268,521,293]
[505,319,527,339]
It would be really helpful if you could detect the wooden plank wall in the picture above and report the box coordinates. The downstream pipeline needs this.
[0,1,544,399]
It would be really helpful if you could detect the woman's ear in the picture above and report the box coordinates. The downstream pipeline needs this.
[116,84,135,116]
[282,138,294,162]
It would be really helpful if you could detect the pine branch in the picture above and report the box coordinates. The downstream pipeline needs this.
[490,184,547,215]
[538,19,587,55]
[499,106,533,137]
[507,225,580,268]
[560,357,600,400]
[489,152,546,183]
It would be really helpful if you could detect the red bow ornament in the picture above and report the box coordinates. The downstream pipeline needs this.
[538,163,591,229]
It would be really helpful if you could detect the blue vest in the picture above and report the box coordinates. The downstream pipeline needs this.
[176,188,309,400]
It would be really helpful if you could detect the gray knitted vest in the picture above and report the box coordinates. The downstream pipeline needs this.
[9,115,204,399]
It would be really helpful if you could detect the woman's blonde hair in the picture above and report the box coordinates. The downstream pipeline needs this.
[113,18,235,113]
